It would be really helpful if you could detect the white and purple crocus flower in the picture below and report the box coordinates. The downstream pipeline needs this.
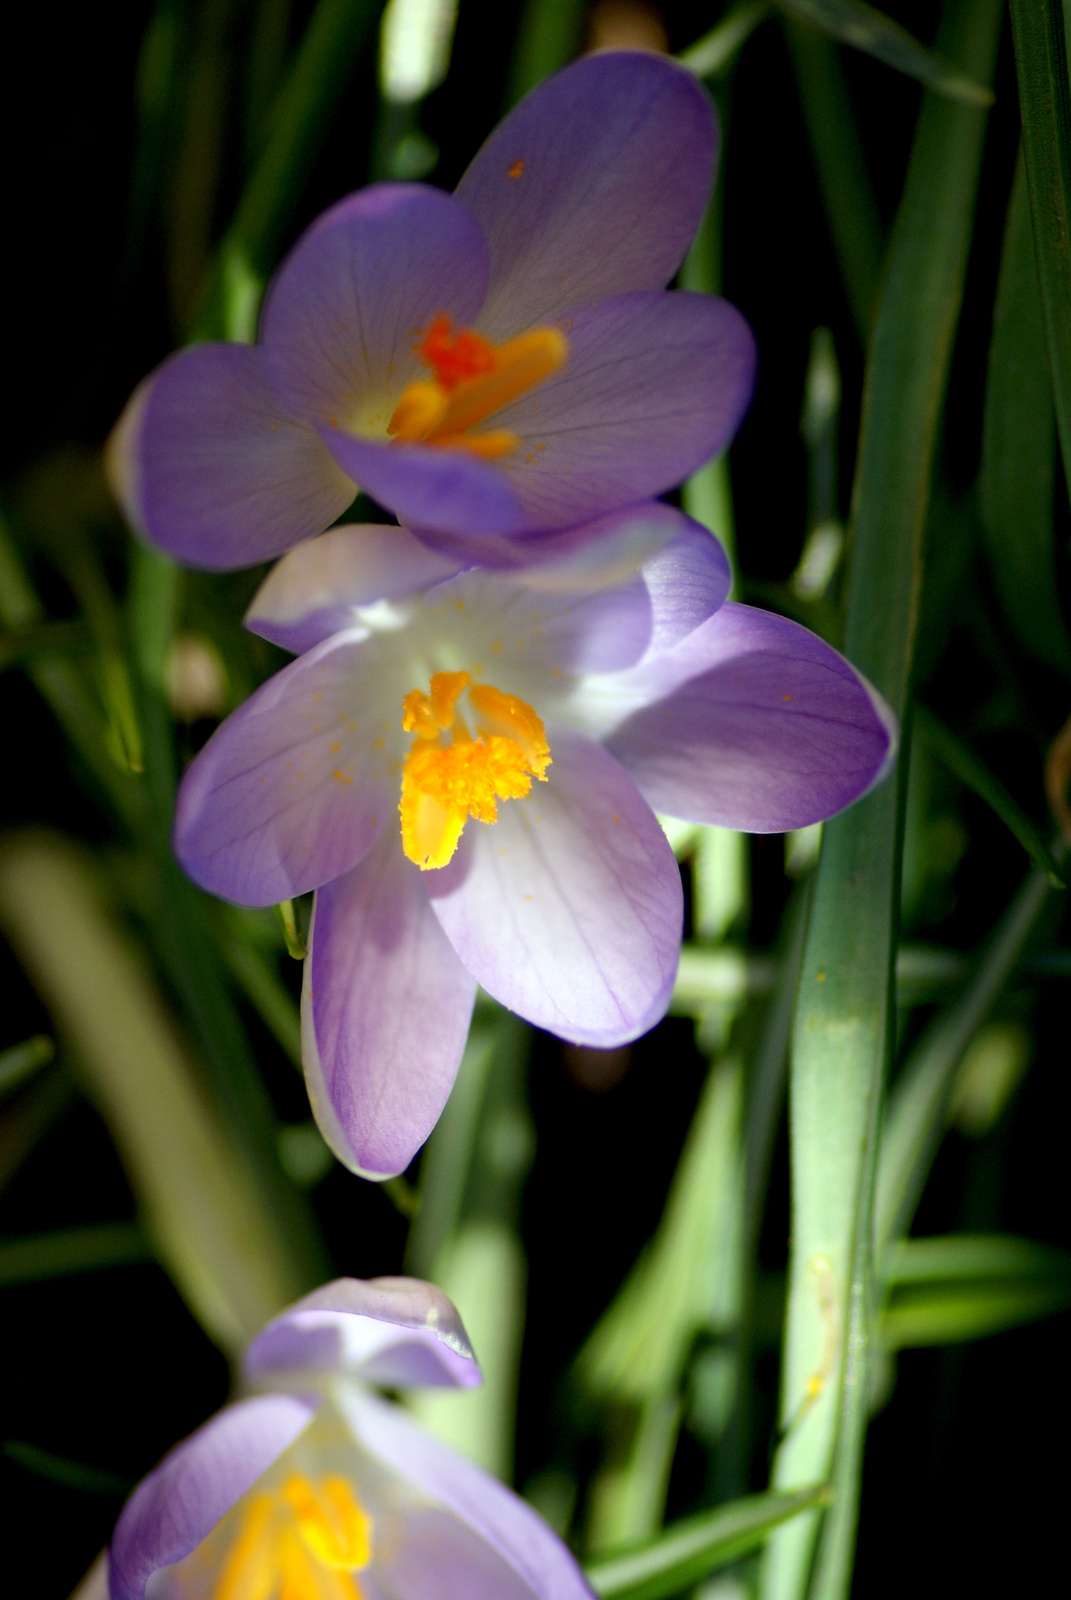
[107,50,755,570]
[105,1276,592,1600]
[173,510,896,1180]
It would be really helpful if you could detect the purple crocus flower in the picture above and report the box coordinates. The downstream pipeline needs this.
[106,1276,592,1600]
[107,50,755,570]
[173,506,895,1179]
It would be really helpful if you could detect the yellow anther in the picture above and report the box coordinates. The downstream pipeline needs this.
[214,1495,276,1600]
[398,677,551,869]
[283,1475,373,1570]
[386,317,567,462]
[212,1477,372,1600]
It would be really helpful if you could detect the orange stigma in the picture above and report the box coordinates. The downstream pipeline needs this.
[387,313,567,462]
[400,671,551,870]
[214,1474,372,1600]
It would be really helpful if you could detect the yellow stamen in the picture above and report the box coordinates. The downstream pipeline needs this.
[212,1477,372,1600]
[387,316,567,462]
[283,1475,373,1570]
[399,671,551,870]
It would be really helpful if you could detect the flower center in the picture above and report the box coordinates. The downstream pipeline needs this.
[399,669,551,870]
[386,313,567,461]
[213,1473,372,1600]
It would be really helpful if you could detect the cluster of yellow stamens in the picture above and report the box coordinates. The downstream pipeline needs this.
[400,670,551,870]
[212,1473,372,1600]
[387,313,567,461]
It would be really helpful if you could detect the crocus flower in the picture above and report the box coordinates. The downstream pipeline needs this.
[106,1276,593,1600]
[107,50,755,571]
[173,507,895,1179]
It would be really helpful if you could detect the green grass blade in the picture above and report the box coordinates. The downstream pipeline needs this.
[881,1234,1071,1346]
[1009,0,1071,491]
[914,706,1066,884]
[778,0,993,102]
[196,0,384,336]
[678,1,771,79]
[980,153,1071,676]
[781,19,885,341]
[874,867,1053,1253]
[763,4,1002,1598]
[0,1222,150,1288]
[506,0,585,105]
[586,1486,829,1600]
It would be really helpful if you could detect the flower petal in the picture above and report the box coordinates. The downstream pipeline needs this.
[108,345,354,569]
[245,523,463,653]
[427,731,682,1046]
[108,1395,315,1600]
[604,602,897,831]
[174,628,395,905]
[302,830,476,1179]
[408,496,686,575]
[243,1276,481,1391]
[260,184,490,427]
[317,429,526,535]
[491,291,755,532]
[338,1389,595,1600]
[457,51,716,337]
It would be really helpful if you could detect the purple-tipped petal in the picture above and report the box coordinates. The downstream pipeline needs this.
[605,602,897,831]
[636,518,732,654]
[491,291,756,532]
[318,429,526,536]
[427,731,682,1046]
[339,1388,595,1600]
[109,345,354,570]
[245,523,463,653]
[244,1276,481,1391]
[457,51,716,338]
[260,184,490,427]
[302,831,476,1179]
[174,629,394,905]
[108,1395,315,1600]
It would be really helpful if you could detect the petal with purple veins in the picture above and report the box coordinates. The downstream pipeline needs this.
[427,730,682,1046]
[245,523,463,654]
[491,291,756,533]
[604,602,897,832]
[457,51,716,338]
[108,345,354,570]
[317,428,526,536]
[174,628,395,905]
[302,830,477,1180]
[260,184,490,428]
[339,1388,596,1600]
[244,1276,481,1392]
[108,1395,315,1600]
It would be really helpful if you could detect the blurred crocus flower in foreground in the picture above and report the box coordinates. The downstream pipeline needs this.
[174,510,895,1178]
[104,1277,591,1600]
[107,50,754,569]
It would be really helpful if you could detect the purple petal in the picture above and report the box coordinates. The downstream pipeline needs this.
[245,523,463,653]
[244,1276,481,1391]
[108,346,354,570]
[340,1389,595,1600]
[636,518,732,655]
[302,830,476,1179]
[605,602,897,831]
[408,497,687,574]
[427,731,682,1046]
[414,563,654,674]
[108,1395,315,1600]
[260,184,490,427]
[174,629,393,905]
[457,51,716,338]
[490,291,755,532]
[317,429,526,536]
